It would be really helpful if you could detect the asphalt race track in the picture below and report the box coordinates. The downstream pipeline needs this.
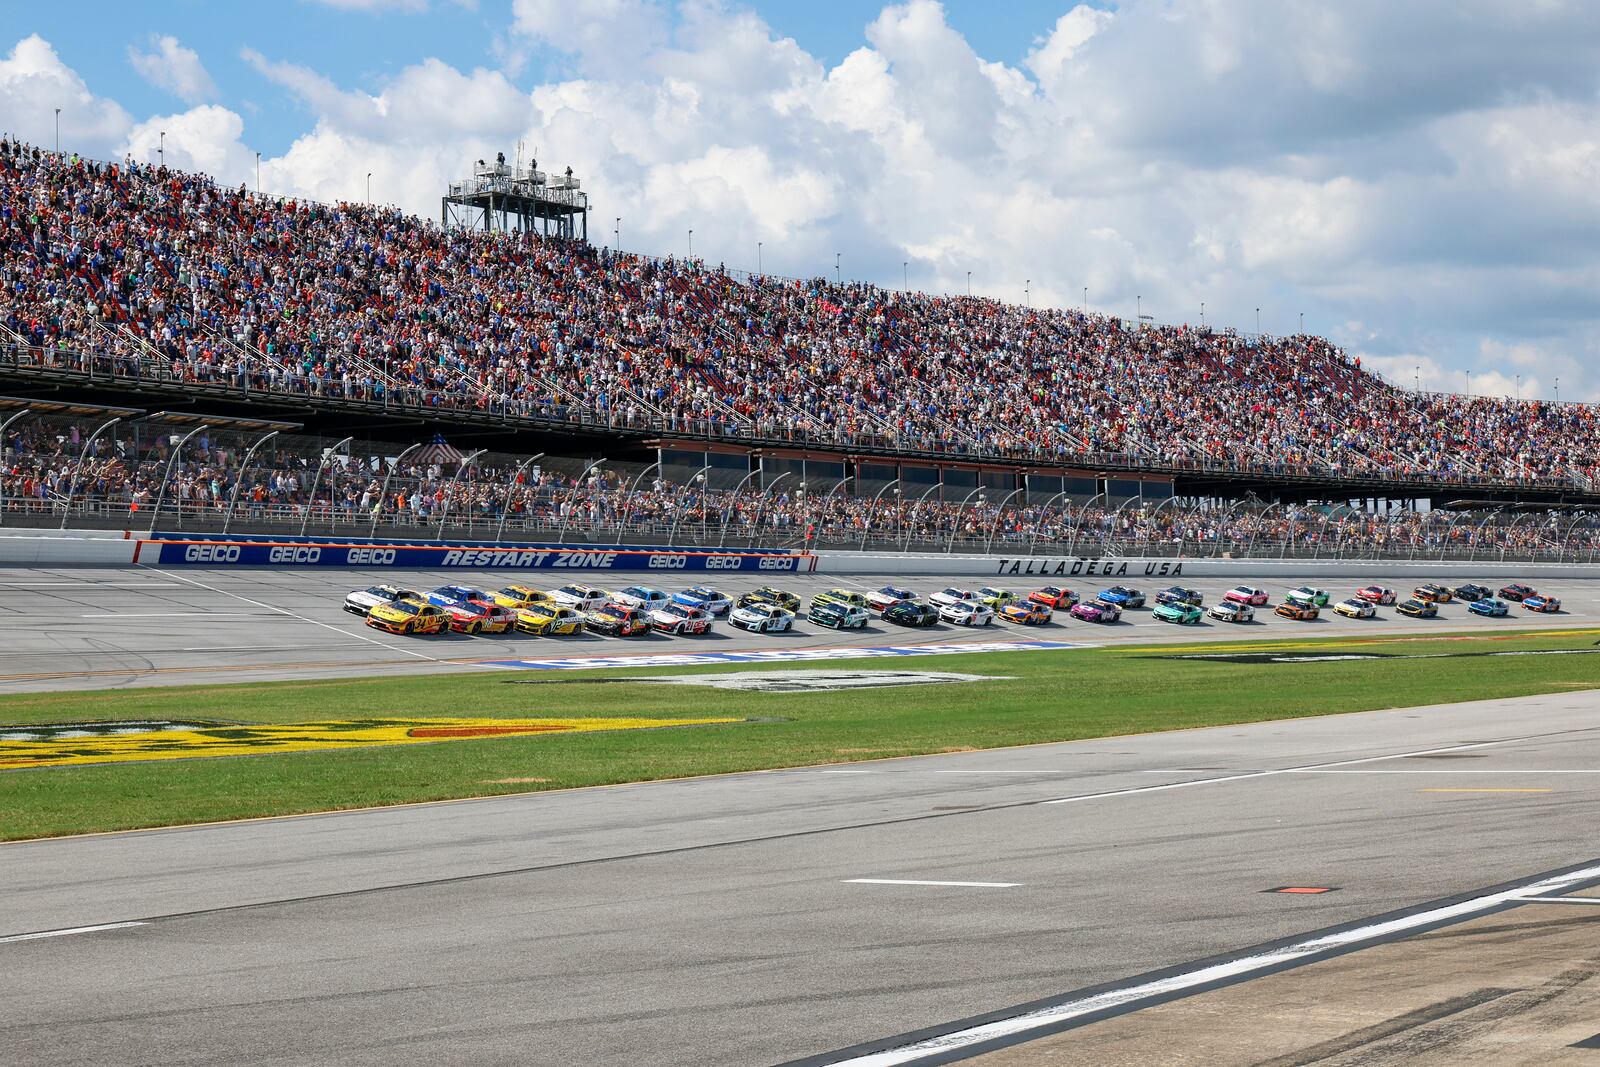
[5,690,1600,1065]
[0,566,1594,690]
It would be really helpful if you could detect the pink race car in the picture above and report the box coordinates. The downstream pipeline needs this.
[1070,600,1122,623]
[1224,586,1269,606]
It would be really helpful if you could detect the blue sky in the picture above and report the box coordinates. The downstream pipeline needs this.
[5,1,1600,402]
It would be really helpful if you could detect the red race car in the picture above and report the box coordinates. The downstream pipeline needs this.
[1224,586,1270,606]
[1028,585,1079,609]
[444,601,517,635]
[1356,585,1396,605]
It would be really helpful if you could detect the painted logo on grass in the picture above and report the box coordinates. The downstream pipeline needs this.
[485,640,1089,672]
[618,670,1012,692]
[0,717,742,770]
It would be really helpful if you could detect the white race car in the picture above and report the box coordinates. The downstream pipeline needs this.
[929,586,978,608]
[730,604,795,633]
[548,583,610,611]
[613,585,669,611]
[1333,598,1377,619]
[1207,601,1254,623]
[866,585,916,611]
[650,603,714,635]
[343,584,421,616]
[939,601,995,627]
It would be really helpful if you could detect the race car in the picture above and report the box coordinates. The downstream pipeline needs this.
[929,587,979,608]
[999,600,1052,625]
[671,586,732,616]
[1498,583,1537,602]
[883,601,941,627]
[426,584,491,609]
[613,586,669,611]
[651,603,714,635]
[443,601,517,634]
[1468,598,1509,617]
[810,588,870,613]
[366,598,451,635]
[737,586,802,611]
[809,602,871,630]
[729,603,795,633]
[1412,583,1453,604]
[1396,598,1438,619]
[1224,586,1270,606]
[1152,601,1203,625]
[1333,598,1376,619]
[1274,601,1319,621]
[584,603,653,636]
[549,583,610,611]
[1096,586,1146,609]
[1356,585,1396,605]
[1070,600,1121,623]
[1028,585,1079,609]
[976,587,1018,608]
[866,585,917,612]
[344,584,422,616]
[1452,584,1492,603]
[515,603,586,635]
[1207,601,1254,623]
[939,600,995,627]
[1154,586,1204,607]
[1524,594,1562,613]
[1285,586,1331,608]
[491,584,553,611]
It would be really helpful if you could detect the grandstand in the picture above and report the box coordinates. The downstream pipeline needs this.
[2,137,1598,556]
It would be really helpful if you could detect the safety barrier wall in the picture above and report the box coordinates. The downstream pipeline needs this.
[4,530,1600,580]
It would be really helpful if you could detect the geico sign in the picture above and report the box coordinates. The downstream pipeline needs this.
[758,556,796,570]
[268,546,323,564]
[704,555,743,570]
[183,544,241,563]
[648,554,689,569]
[345,548,396,565]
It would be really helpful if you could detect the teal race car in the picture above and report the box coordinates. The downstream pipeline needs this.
[1152,601,1203,625]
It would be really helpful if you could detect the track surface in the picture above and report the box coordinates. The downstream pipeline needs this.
[0,566,1593,690]
[4,691,1600,1065]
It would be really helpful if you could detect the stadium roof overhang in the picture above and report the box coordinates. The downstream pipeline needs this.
[0,395,143,419]
[140,411,303,433]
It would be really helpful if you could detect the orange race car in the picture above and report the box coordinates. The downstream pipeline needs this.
[1274,601,1320,622]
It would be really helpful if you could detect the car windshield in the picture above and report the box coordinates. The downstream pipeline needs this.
[391,601,422,616]
[942,588,964,597]
[595,607,626,620]
[556,585,587,597]
[663,605,690,618]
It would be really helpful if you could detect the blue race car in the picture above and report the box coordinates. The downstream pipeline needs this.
[1096,586,1147,609]
[671,586,732,615]
[1468,598,1508,618]
[426,584,489,608]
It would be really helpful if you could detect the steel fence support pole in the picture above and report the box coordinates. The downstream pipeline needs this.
[437,449,487,539]
[223,430,280,535]
[0,409,35,526]
[300,436,353,537]
[147,423,210,532]
[60,417,123,530]
[371,441,425,538]
[496,452,545,544]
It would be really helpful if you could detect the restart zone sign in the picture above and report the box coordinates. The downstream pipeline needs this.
[148,538,807,573]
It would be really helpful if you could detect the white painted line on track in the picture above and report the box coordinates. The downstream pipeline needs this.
[0,921,147,945]
[1289,769,1600,775]
[1042,738,1527,807]
[844,879,1022,888]
[79,612,267,619]
[1513,896,1600,905]
[825,861,1600,1066]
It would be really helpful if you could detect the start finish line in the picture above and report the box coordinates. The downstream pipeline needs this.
[482,640,1093,672]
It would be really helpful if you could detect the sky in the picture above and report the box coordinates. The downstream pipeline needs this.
[4,0,1600,402]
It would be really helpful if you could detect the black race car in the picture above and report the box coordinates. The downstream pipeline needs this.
[1452,583,1492,603]
[583,604,651,636]
[1154,585,1204,607]
[883,601,941,627]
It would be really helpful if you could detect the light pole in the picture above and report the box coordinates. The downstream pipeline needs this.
[966,270,972,297]
[366,172,371,205]
[1137,294,1141,324]
[1024,279,1030,305]
[614,217,620,250]
[757,241,762,273]
[903,261,908,290]
[835,252,841,285]
[1299,311,1304,333]
[54,108,60,153]
[1555,378,1561,403]
[1200,301,1205,326]
[1083,286,1087,308]
[255,152,260,193]
[688,229,693,257]
[1256,307,1261,333]
[158,130,165,167]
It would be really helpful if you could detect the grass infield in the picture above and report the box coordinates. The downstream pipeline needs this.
[1,626,1598,841]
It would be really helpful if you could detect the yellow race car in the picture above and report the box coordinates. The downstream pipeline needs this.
[366,597,452,635]
[809,588,869,612]
[515,603,586,635]
[492,584,553,610]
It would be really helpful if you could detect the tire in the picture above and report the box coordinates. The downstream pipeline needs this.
[468,623,480,635]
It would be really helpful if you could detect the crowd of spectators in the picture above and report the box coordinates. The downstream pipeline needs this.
[2,140,1598,492]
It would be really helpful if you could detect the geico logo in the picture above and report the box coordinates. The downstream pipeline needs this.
[268,546,323,564]
[346,548,397,565]
[183,544,241,563]
[648,554,689,569]
[704,555,743,570]
[757,557,795,570]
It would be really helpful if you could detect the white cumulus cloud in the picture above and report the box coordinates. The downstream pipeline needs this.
[127,34,217,105]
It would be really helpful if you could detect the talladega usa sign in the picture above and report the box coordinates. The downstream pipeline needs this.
[994,556,1186,578]
[148,539,805,572]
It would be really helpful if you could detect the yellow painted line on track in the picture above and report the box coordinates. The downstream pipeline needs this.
[1420,788,1554,794]
[1109,626,1600,656]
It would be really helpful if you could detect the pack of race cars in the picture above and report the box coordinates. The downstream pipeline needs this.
[341,578,1564,636]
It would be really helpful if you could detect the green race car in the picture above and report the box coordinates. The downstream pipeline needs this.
[809,588,869,613]
[1152,601,1203,625]
[1285,585,1331,608]
[976,586,1018,608]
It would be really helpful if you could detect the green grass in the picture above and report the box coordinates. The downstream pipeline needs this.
[1,626,1597,841]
